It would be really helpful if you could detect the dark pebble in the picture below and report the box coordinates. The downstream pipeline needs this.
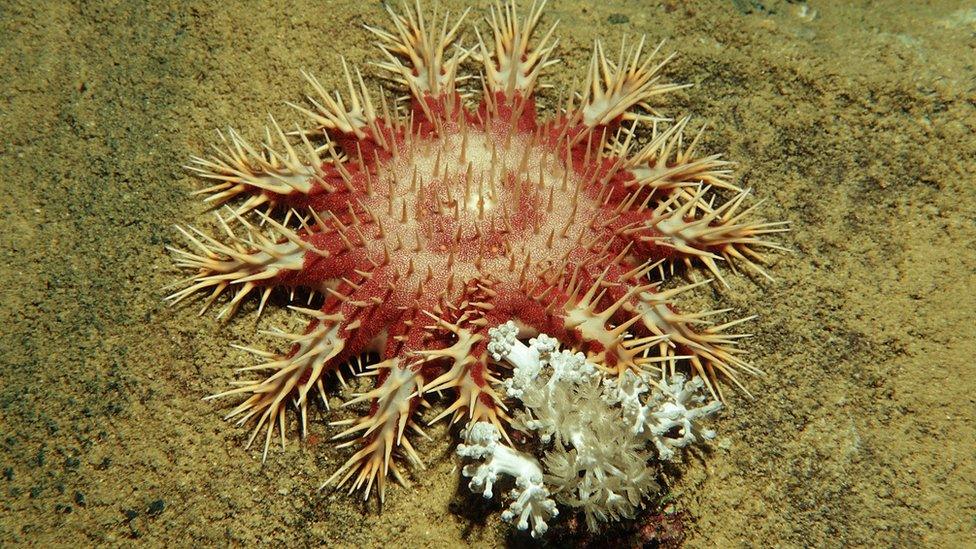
[3,467,12,481]
[74,491,86,506]
[147,499,165,516]
[124,508,139,521]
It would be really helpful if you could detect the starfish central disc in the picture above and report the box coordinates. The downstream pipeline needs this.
[369,119,591,299]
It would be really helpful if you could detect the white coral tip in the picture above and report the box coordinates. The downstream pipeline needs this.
[457,422,557,537]
[487,321,519,360]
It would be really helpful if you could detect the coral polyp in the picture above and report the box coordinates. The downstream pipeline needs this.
[168,0,786,506]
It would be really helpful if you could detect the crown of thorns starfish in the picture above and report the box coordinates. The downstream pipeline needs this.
[167,0,788,501]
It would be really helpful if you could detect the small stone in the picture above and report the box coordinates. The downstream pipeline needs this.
[3,467,12,481]
[74,491,86,507]
[147,499,165,516]
[123,508,139,521]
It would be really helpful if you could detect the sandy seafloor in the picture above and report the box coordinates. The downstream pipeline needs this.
[1,0,974,546]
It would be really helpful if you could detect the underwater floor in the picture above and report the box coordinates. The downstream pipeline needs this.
[1,0,974,546]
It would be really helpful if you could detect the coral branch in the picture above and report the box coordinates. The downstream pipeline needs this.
[631,373,723,461]
[457,422,558,538]
[482,322,722,532]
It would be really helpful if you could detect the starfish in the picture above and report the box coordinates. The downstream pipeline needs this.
[167,0,787,501]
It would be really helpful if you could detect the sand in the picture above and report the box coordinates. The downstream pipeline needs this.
[1,0,974,546]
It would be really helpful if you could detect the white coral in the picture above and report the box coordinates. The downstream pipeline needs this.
[491,321,596,421]
[547,348,597,387]
[457,422,558,538]
[636,374,723,461]
[602,369,650,430]
[486,321,519,362]
[473,323,723,534]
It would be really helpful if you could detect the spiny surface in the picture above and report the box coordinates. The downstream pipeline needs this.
[169,0,787,501]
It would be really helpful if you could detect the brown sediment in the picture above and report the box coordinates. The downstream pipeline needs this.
[0,1,973,547]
